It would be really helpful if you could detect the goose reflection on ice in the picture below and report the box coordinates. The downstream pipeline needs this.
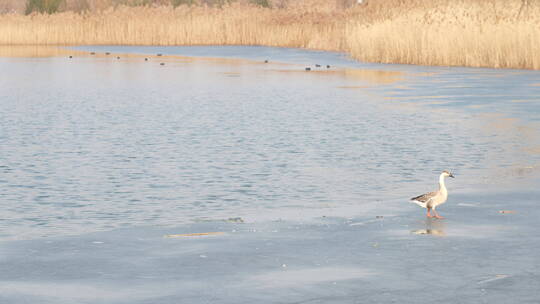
[411,218,446,236]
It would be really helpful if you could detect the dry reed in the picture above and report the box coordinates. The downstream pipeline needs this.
[345,0,540,70]
[0,0,539,69]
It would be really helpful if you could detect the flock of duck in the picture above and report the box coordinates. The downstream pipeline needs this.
[67,51,166,65]
[68,52,332,71]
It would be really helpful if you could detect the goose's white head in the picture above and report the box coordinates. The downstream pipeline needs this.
[442,170,455,178]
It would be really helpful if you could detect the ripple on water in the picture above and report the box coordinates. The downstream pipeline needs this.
[0,46,539,240]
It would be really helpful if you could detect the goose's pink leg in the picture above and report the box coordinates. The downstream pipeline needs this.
[433,209,444,219]
[426,208,433,218]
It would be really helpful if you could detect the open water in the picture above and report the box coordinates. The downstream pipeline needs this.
[0,46,539,240]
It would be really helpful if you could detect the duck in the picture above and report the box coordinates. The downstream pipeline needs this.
[411,170,454,219]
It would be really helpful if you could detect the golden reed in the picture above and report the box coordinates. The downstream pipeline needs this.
[0,0,539,69]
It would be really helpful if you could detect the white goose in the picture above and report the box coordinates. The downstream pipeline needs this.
[411,170,455,219]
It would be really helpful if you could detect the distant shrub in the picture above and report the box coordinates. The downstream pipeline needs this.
[70,0,90,13]
[199,0,232,7]
[172,0,195,7]
[125,0,156,7]
[25,0,64,14]
[250,0,270,7]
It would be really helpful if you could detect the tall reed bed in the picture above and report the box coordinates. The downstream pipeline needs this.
[0,0,539,69]
[345,0,540,70]
[0,4,345,49]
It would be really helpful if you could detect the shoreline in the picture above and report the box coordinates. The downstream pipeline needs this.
[4,44,540,73]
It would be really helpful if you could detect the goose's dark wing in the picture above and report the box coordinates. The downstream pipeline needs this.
[411,191,436,203]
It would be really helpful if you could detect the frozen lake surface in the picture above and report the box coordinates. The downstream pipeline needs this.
[0,46,539,303]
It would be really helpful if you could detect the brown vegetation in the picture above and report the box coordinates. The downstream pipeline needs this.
[0,0,539,69]
[346,0,540,69]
